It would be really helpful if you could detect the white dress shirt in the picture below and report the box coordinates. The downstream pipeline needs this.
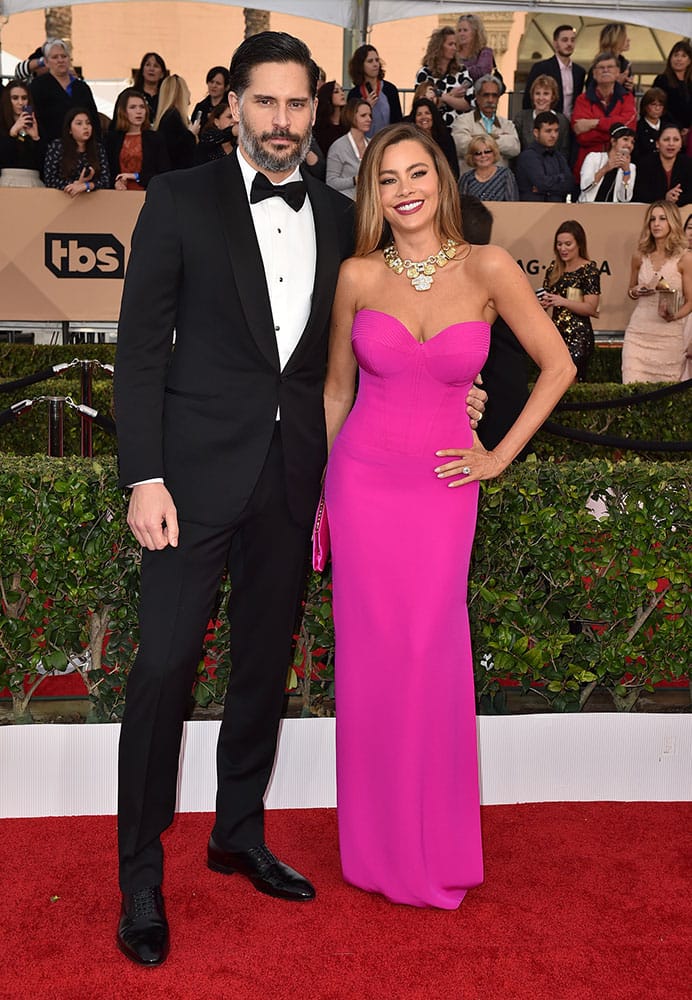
[237,147,316,372]
[558,58,575,119]
[131,148,317,485]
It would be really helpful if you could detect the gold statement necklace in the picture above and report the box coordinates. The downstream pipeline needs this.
[383,238,458,292]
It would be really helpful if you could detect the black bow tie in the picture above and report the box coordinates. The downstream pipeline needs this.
[250,172,306,212]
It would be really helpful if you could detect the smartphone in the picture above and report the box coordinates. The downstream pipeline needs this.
[365,82,373,95]
[193,110,203,125]
[536,287,547,299]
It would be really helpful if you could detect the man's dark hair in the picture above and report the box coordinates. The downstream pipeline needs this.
[553,24,575,41]
[228,31,319,99]
[533,110,559,130]
[459,194,493,245]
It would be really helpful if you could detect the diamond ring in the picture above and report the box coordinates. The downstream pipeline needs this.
[462,466,471,475]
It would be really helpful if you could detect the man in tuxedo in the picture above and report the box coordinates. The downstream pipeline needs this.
[522,24,586,119]
[114,28,488,968]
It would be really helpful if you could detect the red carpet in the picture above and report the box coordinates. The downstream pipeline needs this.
[1,805,689,1000]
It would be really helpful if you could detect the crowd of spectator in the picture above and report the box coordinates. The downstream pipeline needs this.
[0,17,691,382]
[2,18,691,210]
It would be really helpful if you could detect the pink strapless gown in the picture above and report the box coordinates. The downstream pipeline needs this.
[326,309,489,909]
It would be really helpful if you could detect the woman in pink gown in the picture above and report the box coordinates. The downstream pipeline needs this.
[324,124,576,909]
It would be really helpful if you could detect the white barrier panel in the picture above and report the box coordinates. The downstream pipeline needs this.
[1,714,689,818]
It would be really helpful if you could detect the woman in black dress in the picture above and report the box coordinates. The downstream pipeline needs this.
[194,102,237,165]
[191,66,230,132]
[653,42,692,134]
[30,38,100,143]
[632,88,671,164]
[313,81,348,156]
[540,220,601,381]
[153,74,199,171]
[105,88,169,190]
[406,97,458,178]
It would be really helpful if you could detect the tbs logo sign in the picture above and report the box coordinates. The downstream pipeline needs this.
[45,233,125,278]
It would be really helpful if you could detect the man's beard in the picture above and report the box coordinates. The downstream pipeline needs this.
[238,108,312,173]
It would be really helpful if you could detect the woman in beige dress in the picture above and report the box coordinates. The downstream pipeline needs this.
[622,201,692,383]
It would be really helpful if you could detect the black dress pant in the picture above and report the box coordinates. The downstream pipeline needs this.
[118,427,311,892]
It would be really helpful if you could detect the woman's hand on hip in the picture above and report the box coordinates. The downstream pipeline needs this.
[434,433,505,487]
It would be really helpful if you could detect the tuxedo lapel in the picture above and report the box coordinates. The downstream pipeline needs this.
[283,168,342,374]
[215,155,280,370]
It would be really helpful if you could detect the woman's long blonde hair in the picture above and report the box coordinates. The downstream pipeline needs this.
[154,74,191,128]
[637,200,687,257]
[456,14,487,58]
[354,123,464,257]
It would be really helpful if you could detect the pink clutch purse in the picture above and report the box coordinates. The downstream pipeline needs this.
[311,487,330,572]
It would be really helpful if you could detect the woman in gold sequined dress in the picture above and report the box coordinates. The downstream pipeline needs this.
[540,220,601,381]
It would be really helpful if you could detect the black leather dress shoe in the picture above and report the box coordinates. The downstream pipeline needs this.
[117,886,170,966]
[207,838,316,901]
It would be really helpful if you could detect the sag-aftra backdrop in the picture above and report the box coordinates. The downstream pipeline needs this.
[0,190,648,329]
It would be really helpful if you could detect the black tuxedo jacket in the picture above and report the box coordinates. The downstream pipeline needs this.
[114,154,355,526]
[522,55,586,113]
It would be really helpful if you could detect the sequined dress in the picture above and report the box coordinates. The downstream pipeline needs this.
[545,260,601,381]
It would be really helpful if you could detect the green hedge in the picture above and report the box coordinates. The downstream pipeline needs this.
[1,342,621,383]
[529,345,623,384]
[0,457,688,721]
[3,366,688,465]
[0,378,115,456]
[0,343,116,377]
[532,382,690,461]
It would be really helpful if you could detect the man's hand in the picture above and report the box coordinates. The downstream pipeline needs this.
[128,483,179,551]
[466,376,487,430]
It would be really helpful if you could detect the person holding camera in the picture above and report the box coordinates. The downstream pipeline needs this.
[43,106,109,196]
[539,220,601,381]
[578,122,636,202]
[0,79,45,186]
[347,45,402,139]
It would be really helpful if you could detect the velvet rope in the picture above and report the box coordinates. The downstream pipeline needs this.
[541,420,692,452]
[0,368,62,393]
[555,379,691,412]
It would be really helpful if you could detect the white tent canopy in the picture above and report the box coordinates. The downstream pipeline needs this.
[1,0,691,36]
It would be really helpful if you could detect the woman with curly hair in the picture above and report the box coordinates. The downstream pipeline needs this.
[622,201,692,383]
[43,105,109,195]
[313,80,348,156]
[414,26,473,131]
[347,44,402,138]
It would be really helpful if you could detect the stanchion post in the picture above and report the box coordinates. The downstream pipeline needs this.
[46,397,64,457]
[80,361,93,457]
